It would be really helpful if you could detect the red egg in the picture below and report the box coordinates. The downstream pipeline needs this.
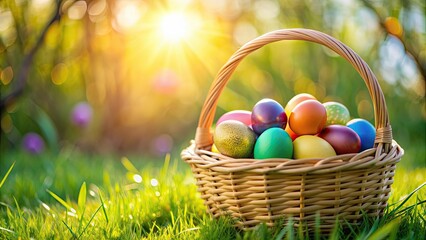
[217,110,252,126]
[289,100,327,135]
[318,125,361,154]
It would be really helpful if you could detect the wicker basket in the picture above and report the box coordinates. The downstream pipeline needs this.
[181,28,403,231]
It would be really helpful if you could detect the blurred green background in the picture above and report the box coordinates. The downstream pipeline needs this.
[1,0,425,168]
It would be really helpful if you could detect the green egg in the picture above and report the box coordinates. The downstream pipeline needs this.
[323,102,350,125]
[254,127,293,159]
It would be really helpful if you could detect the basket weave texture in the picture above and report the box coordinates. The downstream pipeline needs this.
[181,28,403,231]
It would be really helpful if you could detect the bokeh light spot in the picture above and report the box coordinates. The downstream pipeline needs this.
[133,174,142,183]
[150,178,159,187]
[115,1,141,30]
[22,132,45,154]
[385,17,403,37]
[0,11,13,32]
[1,66,13,85]
[68,1,87,20]
[51,63,68,85]
[151,134,173,156]
[1,114,13,133]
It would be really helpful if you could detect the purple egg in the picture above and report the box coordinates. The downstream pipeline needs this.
[72,102,92,127]
[22,133,45,154]
[251,98,287,135]
[318,125,361,154]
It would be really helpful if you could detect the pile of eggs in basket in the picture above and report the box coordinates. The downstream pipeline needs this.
[213,93,376,159]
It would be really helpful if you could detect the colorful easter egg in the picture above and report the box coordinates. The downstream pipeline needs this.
[284,93,316,117]
[217,110,252,126]
[293,135,336,159]
[347,118,376,151]
[289,100,327,135]
[251,98,287,135]
[318,125,361,154]
[254,128,293,159]
[323,101,350,125]
[214,120,256,158]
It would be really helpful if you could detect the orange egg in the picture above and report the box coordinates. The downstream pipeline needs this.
[284,93,316,117]
[285,125,298,141]
[289,100,327,135]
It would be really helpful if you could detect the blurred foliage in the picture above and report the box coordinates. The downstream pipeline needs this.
[0,0,425,166]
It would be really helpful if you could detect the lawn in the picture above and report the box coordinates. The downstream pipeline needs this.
[0,149,425,239]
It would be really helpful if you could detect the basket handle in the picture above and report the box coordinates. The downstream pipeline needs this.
[195,28,393,151]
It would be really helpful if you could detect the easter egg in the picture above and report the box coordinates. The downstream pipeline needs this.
[318,125,361,154]
[323,102,350,125]
[254,128,293,159]
[285,125,298,141]
[251,98,287,135]
[289,100,327,135]
[284,93,316,117]
[214,120,256,158]
[211,144,220,153]
[293,135,336,159]
[347,118,376,151]
[217,110,252,126]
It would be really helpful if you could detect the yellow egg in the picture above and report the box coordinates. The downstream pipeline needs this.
[293,135,336,159]
[211,144,220,153]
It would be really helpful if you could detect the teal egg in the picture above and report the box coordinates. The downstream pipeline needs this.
[254,128,293,159]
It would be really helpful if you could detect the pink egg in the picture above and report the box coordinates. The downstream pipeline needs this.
[318,125,361,155]
[217,110,252,126]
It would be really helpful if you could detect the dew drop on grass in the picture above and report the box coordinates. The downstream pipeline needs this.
[155,191,160,197]
[41,202,51,211]
[89,190,96,197]
[133,174,142,183]
[151,178,159,187]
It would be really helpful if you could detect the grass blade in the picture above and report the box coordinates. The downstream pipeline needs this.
[389,182,426,215]
[62,220,78,239]
[78,182,87,215]
[99,192,109,223]
[121,157,139,173]
[77,205,102,239]
[0,162,15,189]
[366,219,399,240]
[0,226,15,234]
[47,189,75,212]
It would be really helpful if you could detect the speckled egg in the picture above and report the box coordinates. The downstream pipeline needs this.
[323,102,350,125]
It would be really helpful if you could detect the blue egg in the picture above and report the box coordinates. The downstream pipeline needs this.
[346,118,376,151]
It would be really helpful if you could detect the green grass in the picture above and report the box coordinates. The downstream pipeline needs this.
[0,149,425,239]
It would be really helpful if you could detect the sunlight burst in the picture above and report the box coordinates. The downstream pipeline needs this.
[158,12,194,43]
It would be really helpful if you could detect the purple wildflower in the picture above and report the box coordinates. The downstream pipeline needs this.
[71,102,92,127]
[22,132,45,154]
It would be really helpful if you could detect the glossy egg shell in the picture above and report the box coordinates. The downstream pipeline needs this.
[217,110,252,126]
[323,101,351,125]
[251,98,287,135]
[284,93,316,117]
[318,125,361,154]
[254,128,293,159]
[289,100,327,135]
[293,135,336,159]
[285,125,298,141]
[346,118,376,151]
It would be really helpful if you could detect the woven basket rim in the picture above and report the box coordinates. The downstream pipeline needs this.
[182,140,403,174]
